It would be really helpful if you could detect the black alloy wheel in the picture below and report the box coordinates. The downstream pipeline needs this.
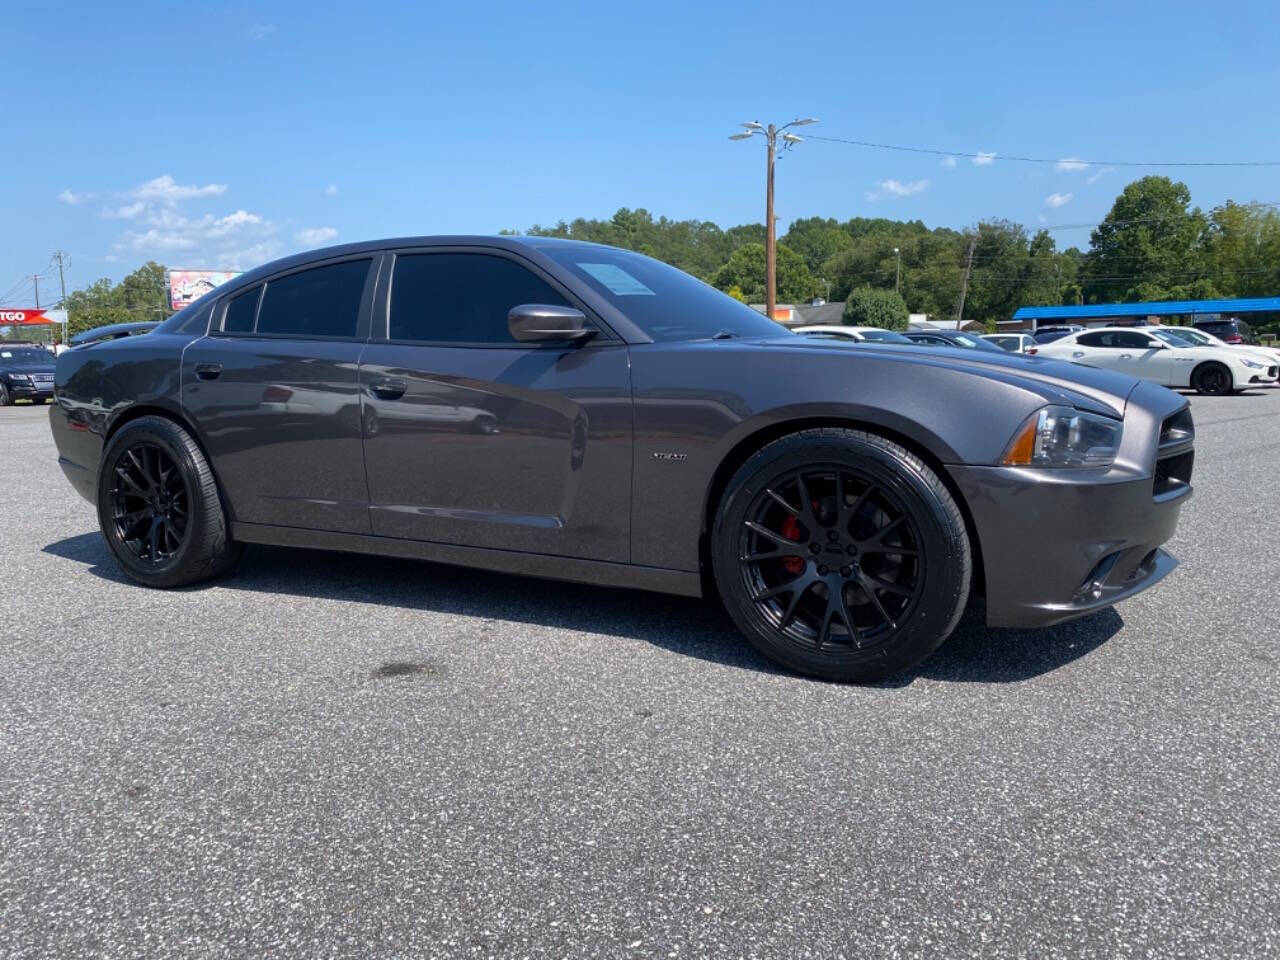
[1192,362,1231,396]
[97,416,242,587]
[737,465,923,650]
[712,428,971,682]
[109,442,190,567]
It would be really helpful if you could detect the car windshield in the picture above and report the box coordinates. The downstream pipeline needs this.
[1150,330,1191,348]
[533,244,788,342]
[859,329,913,344]
[944,333,1006,353]
[0,348,51,367]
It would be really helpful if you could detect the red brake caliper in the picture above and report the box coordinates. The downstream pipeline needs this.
[780,514,805,574]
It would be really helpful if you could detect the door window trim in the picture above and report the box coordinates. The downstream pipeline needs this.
[210,253,381,342]
[372,246,620,349]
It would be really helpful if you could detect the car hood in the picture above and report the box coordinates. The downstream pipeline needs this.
[749,337,1138,417]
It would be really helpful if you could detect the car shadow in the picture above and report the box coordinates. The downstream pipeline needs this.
[43,533,1123,686]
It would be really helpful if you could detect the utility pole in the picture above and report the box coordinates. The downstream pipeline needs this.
[729,117,818,321]
[955,235,977,327]
[765,126,776,320]
[893,247,901,295]
[53,251,69,344]
[32,275,40,308]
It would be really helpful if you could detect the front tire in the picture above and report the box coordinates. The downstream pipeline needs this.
[0,383,10,406]
[712,428,971,682]
[97,415,242,588]
[1192,362,1232,396]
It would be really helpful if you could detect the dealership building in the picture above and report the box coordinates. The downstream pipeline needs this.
[1003,296,1280,331]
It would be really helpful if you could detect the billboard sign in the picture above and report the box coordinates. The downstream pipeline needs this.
[167,269,241,310]
[0,308,52,325]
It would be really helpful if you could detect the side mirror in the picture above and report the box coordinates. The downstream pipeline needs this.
[508,304,595,343]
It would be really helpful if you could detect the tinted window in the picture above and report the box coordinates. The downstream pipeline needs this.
[223,287,261,333]
[859,329,913,343]
[390,253,570,344]
[533,244,786,342]
[256,259,370,338]
[1078,330,1155,348]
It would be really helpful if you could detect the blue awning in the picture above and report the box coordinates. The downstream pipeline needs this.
[1012,297,1280,322]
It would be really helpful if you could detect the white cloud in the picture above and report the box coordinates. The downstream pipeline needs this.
[58,189,93,205]
[128,175,227,204]
[972,151,997,167]
[324,184,339,196]
[247,24,276,41]
[101,201,147,219]
[865,179,930,202]
[1045,192,1074,208]
[941,156,957,169]
[1086,166,1115,185]
[295,226,338,246]
[1055,157,1089,172]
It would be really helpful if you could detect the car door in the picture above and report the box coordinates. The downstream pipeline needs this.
[358,247,632,562]
[1109,331,1177,385]
[1063,331,1123,371]
[181,255,378,534]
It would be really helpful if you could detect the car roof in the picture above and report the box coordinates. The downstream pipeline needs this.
[212,235,621,297]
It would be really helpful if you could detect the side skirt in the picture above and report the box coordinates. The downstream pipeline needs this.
[230,522,704,598]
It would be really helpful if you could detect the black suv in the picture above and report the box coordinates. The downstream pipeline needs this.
[1194,317,1256,344]
[0,345,56,405]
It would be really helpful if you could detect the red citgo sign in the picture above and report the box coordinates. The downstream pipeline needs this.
[0,308,50,325]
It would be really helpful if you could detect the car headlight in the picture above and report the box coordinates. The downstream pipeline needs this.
[7,373,31,383]
[1002,405,1122,468]
[1239,357,1265,369]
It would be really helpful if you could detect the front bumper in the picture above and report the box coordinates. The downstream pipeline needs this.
[952,380,1192,629]
[4,380,54,400]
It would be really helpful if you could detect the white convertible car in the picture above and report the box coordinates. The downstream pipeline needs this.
[1035,326,1279,395]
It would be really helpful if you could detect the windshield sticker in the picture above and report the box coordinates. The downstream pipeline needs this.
[0,352,10,358]
[577,262,655,296]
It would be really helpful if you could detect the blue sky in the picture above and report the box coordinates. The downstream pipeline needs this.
[4,0,1279,301]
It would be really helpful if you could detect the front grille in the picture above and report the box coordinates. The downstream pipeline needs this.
[1158,407,1194,448]
[1154,408,1194,499]
[1154,450,1194,498]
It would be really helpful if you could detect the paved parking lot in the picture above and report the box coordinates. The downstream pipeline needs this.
[2,391,1277,959]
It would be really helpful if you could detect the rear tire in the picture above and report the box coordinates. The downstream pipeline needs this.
[711,428,971,682]
[97,415,242,588]
[1192,362,1232,396]
[0,383,10,406]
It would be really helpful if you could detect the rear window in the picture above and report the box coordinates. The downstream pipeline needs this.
[256,259,370,338]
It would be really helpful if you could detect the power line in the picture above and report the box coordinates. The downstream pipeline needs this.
[807,135,1280,168]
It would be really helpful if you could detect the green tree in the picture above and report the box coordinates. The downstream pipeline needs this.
[63,262,172,335]
[711,242,815,302]
[842,287,909,330]
[781,217,854,274]
[1082,176,1206,303]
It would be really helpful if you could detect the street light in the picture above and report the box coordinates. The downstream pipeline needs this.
[893,247,901,294]
[728,117,817,321]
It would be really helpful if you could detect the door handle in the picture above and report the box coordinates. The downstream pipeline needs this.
[1072,351,1085,358]
[194,363,222,380]
[370,377,407,400]
[1118,354,1132,360]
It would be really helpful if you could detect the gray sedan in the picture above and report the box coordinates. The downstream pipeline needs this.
[50,237,1193,681]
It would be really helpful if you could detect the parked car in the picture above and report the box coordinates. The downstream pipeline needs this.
[0,345,56,405]
[792,325,914,344]
[51,237,1194,682]
[1155,325,1280,372]
[902,329,1008,352]
[982,333,1038,354]
[1035,326,1278,394]
[1193,317,1256,345]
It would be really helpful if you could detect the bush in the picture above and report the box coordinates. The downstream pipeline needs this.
[842,287,909,330]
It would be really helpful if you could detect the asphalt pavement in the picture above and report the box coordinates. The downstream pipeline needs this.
[1,391,1277,959]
